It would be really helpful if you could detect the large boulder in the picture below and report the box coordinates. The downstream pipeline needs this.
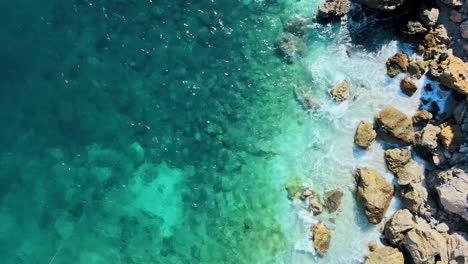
[447,232,468,263]
[384,148,412,174]
[318,0,351,22]
[375,106,414,145]
[354,121,377,149]
[402,220,449,264]
[364,247,405,264]
[386,51,409,77]
[324,189,343,213]
[400,184,428,214]
[355,167,394,224]
[330,80,349,102]
[384,209,416,245]
[312,221,331,257]
[435,168,468,221]
[350,0,406,10]
[275,32,307,63]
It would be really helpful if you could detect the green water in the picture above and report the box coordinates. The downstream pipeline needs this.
[0,0,421,263]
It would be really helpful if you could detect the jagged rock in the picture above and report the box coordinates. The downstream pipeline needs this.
[400,185,427,214]
[400,76,418,96]
[355,167,394,224]
[354,121,377,149]
[412,110,433,127]
[402,21,428,37]
[330,80,349,102]
[309,193,324,215]
[386,51,409,77]
[384,148,412,174]
[395,160,423,185]
[284,15,310,37]
[275,32,307,63]
[402,220,449,264]
[431,56,468,95]
[435,168,468,221]
[447,232,468,263]
[461,21,468,39]
[440,124,464,152]
[364,247,405,264]
[312,221,331,257]
[375,106,414,145]
[422,25,450,60]
[324,189,343,213]
[317,0,351,22]
[384,209,416,245]
[368,241,378,252]
[414,124,440,155]
[418,6,439,27]
[350,0,406,10]
[408,61,427,79]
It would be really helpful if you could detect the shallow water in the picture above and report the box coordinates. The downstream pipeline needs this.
[0,0,425,263]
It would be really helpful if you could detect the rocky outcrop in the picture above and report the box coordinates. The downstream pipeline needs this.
[400,184,428,214]
[402,221,449,264]
[400,76,418,96]
[375,107,414,145]
[364,247,404,264]
[324,189,343,213]
[386,51,409,77]
[330,80,349,102]
[275,33,307,63]
[354,121,377,149]
[312,221,331,257]
[318,0,351,22]
[351,0,406,10]
[384,209,416,245]
[355,167,394,224]
[412,110,433,127]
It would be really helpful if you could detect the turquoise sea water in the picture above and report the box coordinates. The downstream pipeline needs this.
[0,0,430,263]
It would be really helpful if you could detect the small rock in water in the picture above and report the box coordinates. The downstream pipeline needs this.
[354,121,377,149]
[355,167,394,224]
[375,106,414,146]
[324,189,343,213]
[300,188,314,200]
[400,76,418,96]
[364,247,405,264]
[312,221,331,257]
[386,51,409,77]
[368,241,378,252]
[330,80,349,102]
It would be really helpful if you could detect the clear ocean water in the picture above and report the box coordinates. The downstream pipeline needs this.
[0,0,429,263]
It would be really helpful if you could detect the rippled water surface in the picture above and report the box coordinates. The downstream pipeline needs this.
[0,0,424,263]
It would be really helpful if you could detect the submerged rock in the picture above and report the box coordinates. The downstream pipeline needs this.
[386,51,409,77]
[364,247,405,264]
[384,209,416,245]
[312,221,331,257]
[284,15,310,37]
[400,184,427,214]
[384,148,411,174]
[275,32,307,63]
[375,106,414,146]
[324,189,343,213]
[354,121,377,149]
[412,110,433,127]
[355,167,394,224]
[317,0,351,22]
[400,76,418,96]
[330,80,349,102]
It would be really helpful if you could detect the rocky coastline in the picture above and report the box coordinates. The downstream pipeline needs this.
[280,0,468,263]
